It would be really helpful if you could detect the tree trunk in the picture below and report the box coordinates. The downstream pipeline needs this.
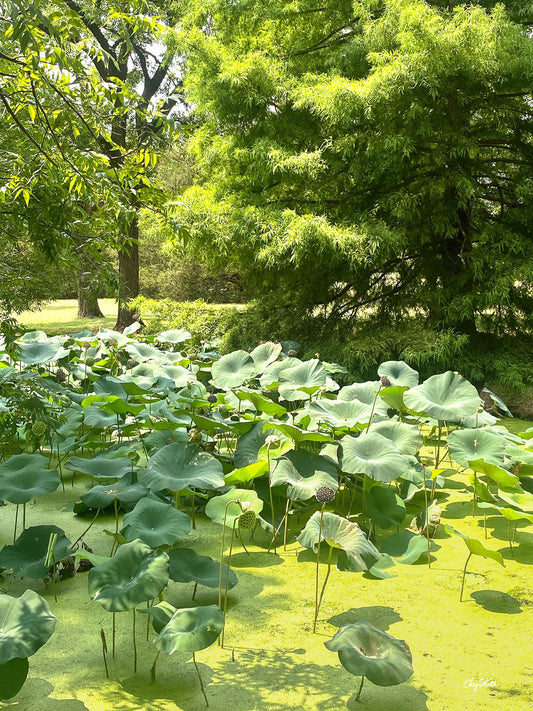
[77,269,104,318]
[114,217,140,331]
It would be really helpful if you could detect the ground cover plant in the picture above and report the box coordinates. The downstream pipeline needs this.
[0,327,532,710]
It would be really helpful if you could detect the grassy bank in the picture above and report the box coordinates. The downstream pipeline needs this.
[16,299,117,334]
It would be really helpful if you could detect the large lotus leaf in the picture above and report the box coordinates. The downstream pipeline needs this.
[249,341,282,372]
[325,621,413,686]
[139,600,176,634]
[0,526,71,579]
[0,590,57,665]
[143,429,188,451]
[211,350,257,388]
[0,454,59,504]
[307,399,375,430]
[447,428,506,468]
[88,539,169,612]
[122,498,191,547]
[260,358,302,389]
[297,511,380,572]
[381,530,438,564]
[140,443,224,491]
[271,451,338,501]
[95,327,130,346]
[338,381,387,411]
[403,371,481,421]
[81,480,149,509]
[83,406,118,429]
[234,423,293,468]
[205,488,263,529]
[154,364,198,388]
[155,329,192,344]
[168,548,238,590]
[0,657,29,700]
[378,361,419,389]
[17,340,69,365]
[278,359,326,400]
[94,376,128,398]
[264,421,332,447]
[469,459,518,488]
[366,486,406,529]
[225,461,269,486]
[125,342,167,362]
[82,395,145,417]
[68,453,132,479]
[341,433,410,483]
[367,421,421,455]
[154,604,225,655]
[17,330,50,343]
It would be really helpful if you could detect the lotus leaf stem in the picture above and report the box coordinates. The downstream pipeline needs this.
[13,504,19,543]
[193,652,209,707]
[133,608,137,673]
[150,650,160,683]
[460,552,473,601]
[508,521,513,557]
[112,612,116,658]
[422,466,432,568]
[267,448,276,554]
[100,628,109,678]
[355,675,365,702]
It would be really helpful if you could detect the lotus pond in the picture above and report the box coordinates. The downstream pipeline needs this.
[0,327,532,711]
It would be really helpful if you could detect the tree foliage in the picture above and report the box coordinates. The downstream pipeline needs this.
[175,0,533,349]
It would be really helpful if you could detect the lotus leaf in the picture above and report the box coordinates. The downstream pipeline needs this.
[0,526,72,578]
[308,399,375,430]
[17,340,69,365]
[0,454,59,504]
[68,453,132,479]
[225,461,269,486]
[140,442,224,491]
[205,488,263,528]
[367,421,421,455]
[270,451,338,501]
[211,350,257,388]
[234,423,293,467]
[381,530,438,564]
[0,589,57,665]
[325,621,413,686]
[81,480,148,509]
[448,428,506,468]
[341,433,410,482]
[278,359,326,400]
[249,341,282,372]
[154,329,192,344]
[378,360,419,388]
[468,458,518,488]
[366,486,406,529]
[88,539,169,612]
[0,657,29,700]
[403,371,481,421]
[297,511,380,572]
[154,604,225,655]
[121,497,191,547]
[168,548,238,590]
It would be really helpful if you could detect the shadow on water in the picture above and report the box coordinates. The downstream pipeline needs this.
[1,679,90,711]
[470,589,522,614]
[328,605,403,631]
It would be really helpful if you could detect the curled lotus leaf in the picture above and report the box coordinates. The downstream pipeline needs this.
[378,361,419,388]
[325,621,413,686]
[447,428,506,468]
[88,539,169,612]
[154,604,225,655]
[140,442,225,491]
[211,350,257,388]
[0,589,57,665]
[270,450,338,501]
[121,497,191,547]
[0,526,72,579]
[205,488,263,529]
[0,454,59,504]
[0,657,29,700]
[168,548,238,590]
[341,433,410,483]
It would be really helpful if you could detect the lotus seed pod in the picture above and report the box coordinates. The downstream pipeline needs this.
[315,486,336,503]
[85,356,95,366]
[56,368,67,382]
[31,421,46,437]
[265,434,281,449]
[126,358,136,368]
[207,394,218,404]
[188,427,202,443]
[238,510,257,530]
[287,349,297,358]
[380,375,391,388]
[82,342,91,350]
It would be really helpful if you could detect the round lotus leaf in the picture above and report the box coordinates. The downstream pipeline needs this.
[367,421,421,456]
[381,530,437,564]
[308,399,375,430]
[0,526,72,579]
[154,329,192,344]
[17,340,69,365]
[125,342,167,363]
[0,657,29,700]
[271,450,338,501]
[0,454,59,504]
[205,488,263,529]
[338,381,385,407]
[366,486,406,529]
[325,621,413,686]
[297,511,380,572]
[403,371,481,421]
[0,589,57,666]
[88,539,169,612]
[249,341,282,372]
[121,498,191,547]
[68,453,132,480]
[447,428,506,468]
[140,442,224,491]
[260,358,302,389]
[154,604,225,655]
[378,361,419,388]
[168,548,238,590]
[278,359,326,400]
[211,350,258,388]
[233,423,291,468]
[81,480,148,509]
[341,433,410,483]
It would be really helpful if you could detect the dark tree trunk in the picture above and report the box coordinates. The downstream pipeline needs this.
[77,289,104,318]
[114,217,140,331]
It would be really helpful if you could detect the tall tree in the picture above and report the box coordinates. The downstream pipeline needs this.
[175,0,533,348]
[0,0,182,328]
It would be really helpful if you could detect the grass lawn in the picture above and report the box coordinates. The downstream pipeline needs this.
[16,299,117,334]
